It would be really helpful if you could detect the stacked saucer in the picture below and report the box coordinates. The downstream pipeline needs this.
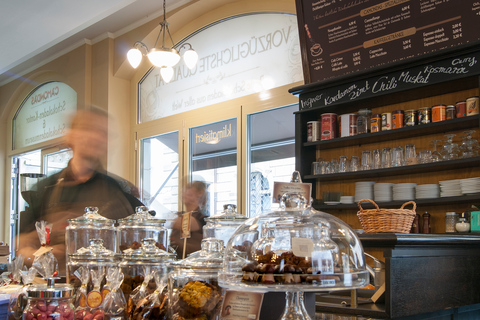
[415,184,440,199]
[439,179,462,197]
[460,177,480,194]
[374,183,394,202]
[355,181,376,202]
[340,196,355,204]
[393,183,417,201]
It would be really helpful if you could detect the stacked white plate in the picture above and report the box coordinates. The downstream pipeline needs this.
[340,196,355,204]
[393,183,417,201]
[374,183,394,202]
[415,184,440,199]
[439,179,462,197]
[460,177,480,194]
[355,181,376,202]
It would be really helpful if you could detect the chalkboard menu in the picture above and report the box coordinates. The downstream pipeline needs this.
[297,0,480,83]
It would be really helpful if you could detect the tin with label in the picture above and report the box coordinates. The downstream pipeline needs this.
[381,112,392,131]
[446,105,456,120]
[307,121,320,142]
[339,113,357,137]
[370,114,381,133]
[392,110,404,129]
[404,109,417,126]
[466,96,479,116]
[321,113,337,140]
[418,107,431,124]
[432,105,446,122]
[456,101,466,118]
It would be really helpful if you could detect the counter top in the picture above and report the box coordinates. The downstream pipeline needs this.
[358,233,480,247]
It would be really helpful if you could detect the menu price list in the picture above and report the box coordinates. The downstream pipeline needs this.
[300,0,480,83]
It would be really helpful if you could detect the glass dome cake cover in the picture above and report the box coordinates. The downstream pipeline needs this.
[219,187,369,292]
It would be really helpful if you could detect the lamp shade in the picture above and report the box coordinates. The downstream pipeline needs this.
[148,48,181,67]
[160,67,174,83]
[127,48,143,68]
[183,49,199,69]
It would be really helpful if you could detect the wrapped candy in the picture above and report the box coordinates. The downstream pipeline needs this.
[73,266,90,310]
[103,267,127,319]
[32,221,58,278]
[7,256,32,320]
[74,267,106,320]
[131,271,168,320]
[88,267,105,311]
[127,266,153,318]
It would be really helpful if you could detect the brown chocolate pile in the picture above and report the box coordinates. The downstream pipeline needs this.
[119,241,166,252]
[171,281,222,320]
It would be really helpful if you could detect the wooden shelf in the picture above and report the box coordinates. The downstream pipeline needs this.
[304,156,480,182]
[304,115,480,150]
[313,193,480,211]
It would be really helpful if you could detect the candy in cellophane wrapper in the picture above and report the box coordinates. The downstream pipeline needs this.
[103,267,127,319]
[131,271,168,320]
[74,267,106,320]
[127,266,154,318]
[32,221,58,278]
[7,256,35,320]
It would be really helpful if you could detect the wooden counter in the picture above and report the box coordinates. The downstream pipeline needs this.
[316,233,480,319]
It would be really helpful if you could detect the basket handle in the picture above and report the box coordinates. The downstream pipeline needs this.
[357,199,380,211]
[400,200,417,211]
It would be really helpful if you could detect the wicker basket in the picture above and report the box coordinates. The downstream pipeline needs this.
[357,199,416,233]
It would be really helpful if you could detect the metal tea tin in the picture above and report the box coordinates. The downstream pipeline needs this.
[418,107,431,124]
[466,96,479,116]
[392,110,404,129]
[432,105,446,122]
[381,112,392,131]
[307,121,321,142]
[321,113,337,140]
[446,105,456,120]
[456,101,466,118]
[404,109,417,126]
[370,114,381,133]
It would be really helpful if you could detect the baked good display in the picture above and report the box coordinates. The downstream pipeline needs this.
[171,280,222,320]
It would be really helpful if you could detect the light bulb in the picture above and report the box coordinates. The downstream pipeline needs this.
[148,48,181,67]
[127,48,143,68]
[160,67,174,83]
[183,49,199,69]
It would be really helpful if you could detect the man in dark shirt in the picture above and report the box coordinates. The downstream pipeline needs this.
[17,108,143,274]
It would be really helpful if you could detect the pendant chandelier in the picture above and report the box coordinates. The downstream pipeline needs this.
[126,0,198,82]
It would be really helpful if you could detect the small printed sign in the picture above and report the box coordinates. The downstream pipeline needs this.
[220,290,264,320]
[180,211,192,239]
[272,182,312,204]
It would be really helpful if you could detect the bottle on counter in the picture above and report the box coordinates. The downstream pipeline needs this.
[422,212,431,234]
[445,212,458,233]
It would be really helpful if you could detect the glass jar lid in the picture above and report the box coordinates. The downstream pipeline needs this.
[122,238,175,262]
[205,204,247,223]
[66,207,115,227]
[117,206,166,226]
[26,278,73,299]
[171,238,224,271]
[69,239,118,260]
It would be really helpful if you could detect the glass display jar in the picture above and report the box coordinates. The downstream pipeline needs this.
[66,206,116,255]
[203,204,247,245]
[356,109,372,134]
[168,238,225,320]
[117,206,168,252]
[23,278,74,320]
[67,238,120,289]
[119,238,175,297]
[219,191,369,320]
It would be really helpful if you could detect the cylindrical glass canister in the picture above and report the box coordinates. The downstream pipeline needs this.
[23,279,74,320]
[445,212,458,233]
[446,105,456,120]
[418,107,431,124]
[466,96,479,116]
[404,109,417,126]
[381,112,392,131]
[356,109,371,134]
[340,113,357,137]
[321,113,337,140]
[307,121,320,142]
[370,114,381,133]
[456,101,466,118]
[432,105,446,122]
[392,110,404,129]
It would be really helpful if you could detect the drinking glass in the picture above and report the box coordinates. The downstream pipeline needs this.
[311,162,320,175]
[350,156,360,172]
[339,156,349,173]
[460,130,479,158]
[417,150,432,164]
[381,147,392,168]
[441,134,460,160]
[330,158,339,173]
[392,146,404,167]
[361,150,372,170]
[372,149,381,169]
[430,140,442,162]
[404,144,417,165]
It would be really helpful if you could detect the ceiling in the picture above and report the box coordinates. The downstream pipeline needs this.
[0,0,192,86]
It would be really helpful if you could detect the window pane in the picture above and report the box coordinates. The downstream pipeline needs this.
[190,119,237,216]
[248,105,297,217]
[44,149,72,176]
[141,132,179,222]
